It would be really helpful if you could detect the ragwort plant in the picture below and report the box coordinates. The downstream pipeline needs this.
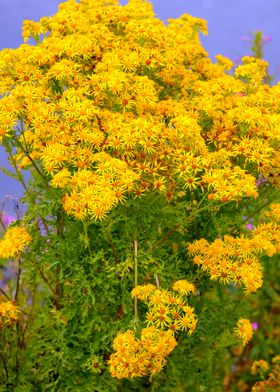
[0,0,279,390]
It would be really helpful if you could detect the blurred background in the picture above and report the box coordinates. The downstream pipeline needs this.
[0,0,279,204]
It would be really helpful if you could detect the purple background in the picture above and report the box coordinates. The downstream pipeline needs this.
[0,0,279,203]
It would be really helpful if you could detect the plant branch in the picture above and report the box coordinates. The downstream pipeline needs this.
[14,258,22,302]
[133,240,138,326]
[0,287,12,301]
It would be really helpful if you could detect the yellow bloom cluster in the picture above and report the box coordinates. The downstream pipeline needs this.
[188,216,279,293]
[252,355,280,392]
[251,359,270,375]
[0,226,32,259]
[264,203,280,223]
[234,318,253,345]
[172,279,196,295]
[0,299,20,327]
[215,54,234,71]
[1,0,278,221]
[110,281,197,379]
[251,356,280,392]
[131,282,197,334]
[109,327,176,379]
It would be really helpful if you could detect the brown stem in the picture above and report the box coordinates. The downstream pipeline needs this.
[149,224,179,252]
[38,269,56,296]
[0,215,6,232]
[113,304,124,321]
[155,274,160,289]
[0,197,9,232]
[0,287,12,301]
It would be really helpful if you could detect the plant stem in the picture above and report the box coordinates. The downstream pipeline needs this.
[243,196,277,224]
[155,274,160,289]
[0,287,12,301]
[133,240,138,325]
[83,221,92,257]
[14,258,22,302]
[0,352,9,382]
[7,149,51,236]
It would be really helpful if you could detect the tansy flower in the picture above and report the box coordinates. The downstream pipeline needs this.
[0,300,20,326]
[215,54,234,70]
[234,318,253,345]
[251,359,269,375]
[132,284,197,336]
[0,226,32,259]
[131,284,156,301]
[172,279,196,295]
[109,327,177,379]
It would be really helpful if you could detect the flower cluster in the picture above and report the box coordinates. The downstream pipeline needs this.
[0,299,20,327]
[131,281,197,334]
[109,327,177,379]
[264,203,280,223]
[0,226,32,259]
[251,359,269,375]
[109,280,197,379]
[251,356,280,391]
[188,214,279,293]
[234,318,253,345]
[1,0,279,222]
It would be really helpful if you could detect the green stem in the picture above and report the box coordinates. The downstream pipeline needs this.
[14,258,22,302]
[83,221,92,257]
[16,136,49,190]
[133,240,138,326]
[196,189,210,209]
[243,196,277,224]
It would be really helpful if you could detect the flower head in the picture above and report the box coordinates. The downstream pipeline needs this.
[172,279,196,295]
[0,226,32,259]
[234,318,253,345]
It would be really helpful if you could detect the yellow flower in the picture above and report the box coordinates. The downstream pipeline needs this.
[131,284,156,301]
[234,318,253,345]
[172,279,196,295]
[0,300,21,325]
[215,54,234,70]
[251,359,269,375]
[50,168,71,188]
[0,226,31,259]
[109,327,177,379]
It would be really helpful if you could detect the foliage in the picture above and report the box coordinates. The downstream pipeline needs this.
[0,0,279,390]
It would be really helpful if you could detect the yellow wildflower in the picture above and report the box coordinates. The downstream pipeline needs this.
[172,279,196,295]
[251,359,269,375]
[234,318,253,345]
[0,226,31,259]
[0,300,20,326]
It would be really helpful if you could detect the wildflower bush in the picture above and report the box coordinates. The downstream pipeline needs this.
[0,0,279,390]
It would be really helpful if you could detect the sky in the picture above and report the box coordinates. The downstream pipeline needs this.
[0,0,279,203]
